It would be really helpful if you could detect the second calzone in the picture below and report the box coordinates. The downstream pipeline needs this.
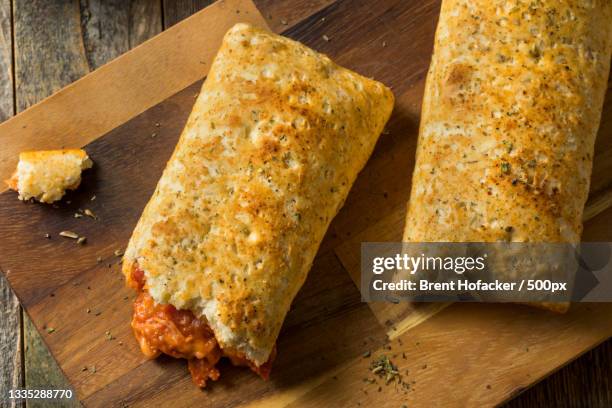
[403,0,612,311]
[123,23,394,386]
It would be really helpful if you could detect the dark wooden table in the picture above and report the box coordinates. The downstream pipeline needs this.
[0,1,610,407]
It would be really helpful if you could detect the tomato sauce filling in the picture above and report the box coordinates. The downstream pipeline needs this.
[129,265,274,387]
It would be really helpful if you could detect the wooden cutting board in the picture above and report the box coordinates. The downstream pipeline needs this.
[1,0,611,406]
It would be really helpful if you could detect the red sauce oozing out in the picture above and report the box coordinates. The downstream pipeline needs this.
[129,265,275,387]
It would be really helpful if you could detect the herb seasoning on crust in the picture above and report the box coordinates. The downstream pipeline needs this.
[403,1,612,312]
[122,23,394,387]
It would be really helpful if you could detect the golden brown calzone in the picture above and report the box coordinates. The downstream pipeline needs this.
[123,23,394,385]
[403,1,612,312]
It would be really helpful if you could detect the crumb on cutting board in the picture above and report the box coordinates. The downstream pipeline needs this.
[5,149,93,203]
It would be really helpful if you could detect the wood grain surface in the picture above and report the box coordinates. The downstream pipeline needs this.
[0,0,610,407]
[162,0,214,27]
[0,276,22,408]
[79,0,162,69]
[13,0,89,112]
[0,0,12,121]
[0,0,18,407]
[507,338,612,408]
